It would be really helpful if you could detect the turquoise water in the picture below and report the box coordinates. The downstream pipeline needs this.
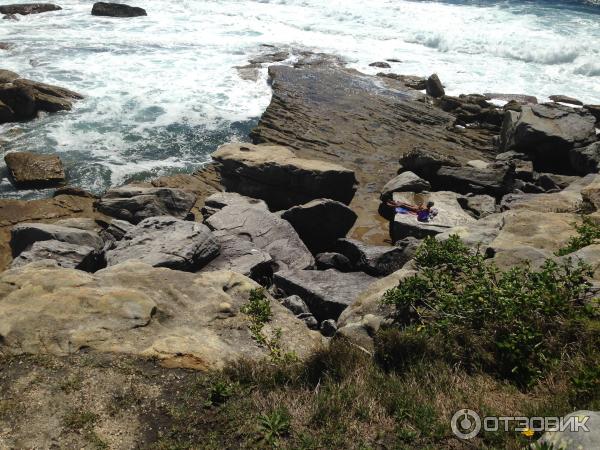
[1,0,599,198]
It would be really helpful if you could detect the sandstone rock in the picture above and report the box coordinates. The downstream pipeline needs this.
[437,213,505,249]
[0,262,323,369]
[281,295,310,316]
[52,217,101,232]
[399,148,461,180]
[105,216,219,271]
[273,269,376,321]
[425,73,445,98]
[458,194,497,219]
[10,240,99,272]
[380,171,431,201]
[433,161,515,197]
[201,192,267,220]
[298,313,319,330]
[0,100,14,123]
[91,2,147,17]
[500,103,597,172]
[53,186,98,198]
[570,142,600,175]
[0,70,17,83]
[337,268,416,351]
[315,252,353,272]
[537,410,600,450]
[4,152,65,188]
[390,191,476,241]
[336,238,415,276]
[582,177,600,210]
[212,143,357,210]
[281,199,357,253]
[549,95,583,106]
[99,218,135,243]
[95,186,196,224]
[376,73,427,90]
[206,204,314,271]
[10,222,104,258]
[0,84,36,119]
[0,3,61,15]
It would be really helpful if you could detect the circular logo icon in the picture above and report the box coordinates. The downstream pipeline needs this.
[451,409,481,440]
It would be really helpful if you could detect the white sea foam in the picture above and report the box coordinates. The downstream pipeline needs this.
[0,0,599,197]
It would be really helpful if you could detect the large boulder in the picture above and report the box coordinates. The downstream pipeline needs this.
[10,222,103,258]
[105,216,219,271]
[206,204,314,271]
[499,103,597,172]
[433,161,515,197]
[10,240,99,272]
[0,3,61,15]
[4,152,65,188]
[0,261,323,370]
[425,74,445,98]
[95,186,196,224]
[336,238,416,276]
[570,142,600,175]
[380,171,431,201]
[0,84,36,119]
[273,268,376,322]
[212,143,357,210]
[280,199,357,253]
[537,411,600,450]
[0,100,13,123]
[390,191,476,241]
[91,2,147,17]
[457,194,497,219]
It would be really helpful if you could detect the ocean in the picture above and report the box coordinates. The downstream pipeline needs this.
[1,0,599,199]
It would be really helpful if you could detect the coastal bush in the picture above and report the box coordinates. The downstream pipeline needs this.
[556,215,600,256]
[381,235,599,387]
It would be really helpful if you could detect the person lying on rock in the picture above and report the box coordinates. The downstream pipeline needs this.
[386,200,438,222]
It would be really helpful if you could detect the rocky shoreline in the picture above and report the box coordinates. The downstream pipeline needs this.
[1,42,600,448]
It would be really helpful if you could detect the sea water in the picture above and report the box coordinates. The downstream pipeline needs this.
[1,0,599,198]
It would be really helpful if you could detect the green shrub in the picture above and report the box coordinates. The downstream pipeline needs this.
[381,235,599,387]
[258,408,291,446]
[556,216,600,256]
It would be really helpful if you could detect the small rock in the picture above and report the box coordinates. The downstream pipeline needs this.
[91,2,147,17]
[425,73,445,98]
[320,319,337,337]
[297,313,319,330]
[315,252,353,272]
[281,295,310,316]
[369,61,391,69]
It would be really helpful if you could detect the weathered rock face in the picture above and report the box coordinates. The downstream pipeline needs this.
[281,199,357,253]
[0,3,61,15]
[458,194,497,219]
[425,73,445,98]
[212,143,357,210]
[500,103,597,173]
[570,142,600,175]
[10,222,104,258]
[95,186,196,224]
[91,2,147,17]
[10,240,99,272]
[0,261,323,370]
[336,238,416,276]
[250,62,495,245]
[105,217,219,271]
[380,171,431,202]
[273,268,376,322]
[537,410,600,450]
[201,192,267,220]
[4,152,65,188]
[390,191,476,241]
[206,204,314,271]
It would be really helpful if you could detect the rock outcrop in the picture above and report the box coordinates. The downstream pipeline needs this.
[95,186,196,224]
[273,268,375,321]
[91,2,147,17]
[0,3,61,15]
[205,204,314,271]
[212,143,357,210]
[280,199,357,253]
[425,74,445,98]
[0,261,322,370]
[10,240,99,272]
[105,217,219,271]
[4,152,65,188]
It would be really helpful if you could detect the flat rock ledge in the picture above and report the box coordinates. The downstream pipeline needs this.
[4,152,65,188]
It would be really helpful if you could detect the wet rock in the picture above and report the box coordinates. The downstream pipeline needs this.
[0,84,36,119]
[376,73,427,90]
[53,186,98,199]
[549,95,583,106]
[201,192,267,220]
[10,222,104,258]
[336,238,415,276]
[212,143,357,210]
[484,93,538,104]
[2,13,19,20]
[500,103,597,173]
[95,186,197,224]
[280,199,357,253]
[0,3,61,15]
[390,191,476,241]
[206,204,314,271]
[425,73,445,98]
[10,240,99,272]
[369,61,391,68]
[281,295,310,316]
[315,252,353,272]
[0,100,14,123]
[91,2,147,17]
[0,69,19,83]
[0,261,323,370]
[537,410,600,450]
[248,51,289,65]
[4,152,65,188]
[320,319,337,337]
[569,142,600,175]
[105,216,219,271]
[380,171,431,201]
[273,269,375,321]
